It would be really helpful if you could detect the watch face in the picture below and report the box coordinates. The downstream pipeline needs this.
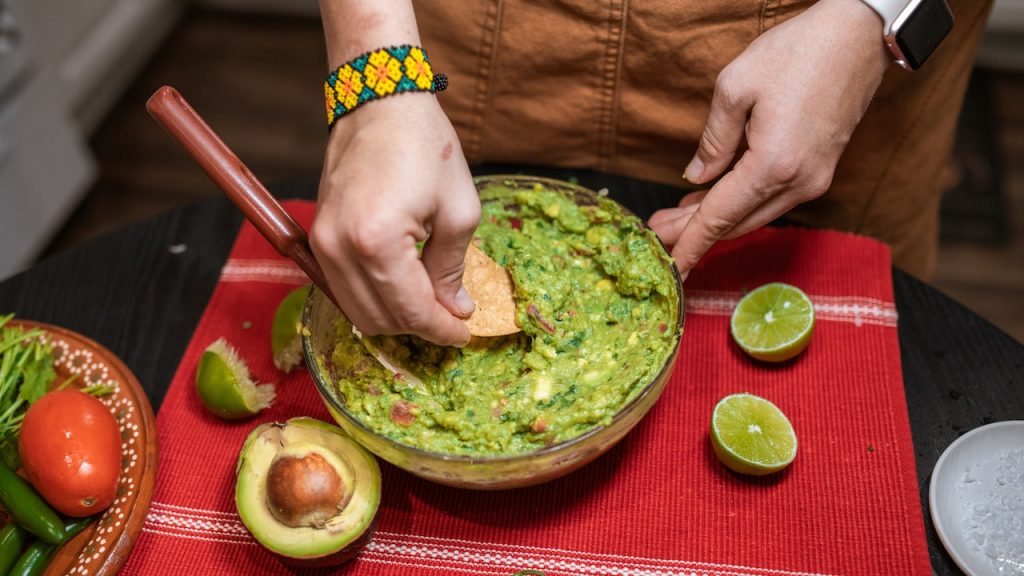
[895,0,954,70]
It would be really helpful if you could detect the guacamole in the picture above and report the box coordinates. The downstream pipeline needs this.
[330,182,679,456]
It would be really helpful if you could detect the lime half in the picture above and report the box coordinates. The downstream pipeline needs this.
[731,282,814,362]
[710,393,797,476]
[271,285,311,373]
[196,338,275,419]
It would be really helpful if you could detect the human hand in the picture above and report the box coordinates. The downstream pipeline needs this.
[649,0,891,279]
[310,94,480,346]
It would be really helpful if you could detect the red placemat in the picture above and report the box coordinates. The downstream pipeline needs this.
[122,201,929,575]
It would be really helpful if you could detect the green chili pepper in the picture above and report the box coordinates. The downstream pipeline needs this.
[0,462,64,544]
[7,516,94,576]
[0,522,29,574]
[6,541,48,576]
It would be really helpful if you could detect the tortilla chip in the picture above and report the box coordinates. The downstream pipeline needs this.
[462,243,520,336]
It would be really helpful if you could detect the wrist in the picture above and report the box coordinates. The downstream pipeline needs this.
[821,0,892,74]
[319,0,420,66]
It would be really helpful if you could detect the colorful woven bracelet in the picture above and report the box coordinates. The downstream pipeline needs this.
[324,44,447,128]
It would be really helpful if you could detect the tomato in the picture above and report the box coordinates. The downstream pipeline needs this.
[18,389,121,517]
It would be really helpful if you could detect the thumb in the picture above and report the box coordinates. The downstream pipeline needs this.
[421,193,482,318]
[685,73,751,185]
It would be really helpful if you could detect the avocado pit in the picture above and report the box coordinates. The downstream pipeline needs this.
[266,445,352,528]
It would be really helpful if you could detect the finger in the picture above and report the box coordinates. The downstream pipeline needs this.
[648,190,708,243]
[310,211,460,343]
[368,241,472,347]
[720,175,828,240]
[647,207,683,232]
[684,71,752,185]
[420,180,482,319]
[309,219,403,335]
[721,193,800,240]
[648,191,707,230]
[648,203,700,246]
[678,190,708,209]
[324,259,401,334]
[671,154,765,275]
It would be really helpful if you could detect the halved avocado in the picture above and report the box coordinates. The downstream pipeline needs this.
[235,417,381,566]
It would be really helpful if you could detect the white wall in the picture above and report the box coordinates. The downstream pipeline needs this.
[0,0,186,279]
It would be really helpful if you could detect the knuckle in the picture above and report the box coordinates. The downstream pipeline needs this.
[696,209,735,239]
[308,220,341,259]
[762,154,804,187]
[427,258,466,290]
[758,150,834,201]
[803,170,834,200]
[345,218,391,259]
[441,261,467,285]
[713,68,744,111]
[447,202,482,235]
[398,310,432,334]
[698,129,729,160]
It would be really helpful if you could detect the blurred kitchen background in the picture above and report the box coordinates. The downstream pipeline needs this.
[0,0,1022,342]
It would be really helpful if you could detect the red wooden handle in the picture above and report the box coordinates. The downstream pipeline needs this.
[146,86,338,307]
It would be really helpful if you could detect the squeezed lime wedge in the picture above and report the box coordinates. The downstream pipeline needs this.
[271,285,311,373]
[196,338,275,419]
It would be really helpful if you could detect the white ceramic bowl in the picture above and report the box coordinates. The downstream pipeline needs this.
[929,420,1024,576]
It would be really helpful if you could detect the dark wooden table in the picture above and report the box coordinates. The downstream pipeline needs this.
[1,175,1021,575]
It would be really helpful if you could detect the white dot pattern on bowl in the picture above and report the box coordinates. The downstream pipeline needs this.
[39,332,145,575]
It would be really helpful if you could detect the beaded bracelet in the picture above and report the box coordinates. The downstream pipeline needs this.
[324,44,447,128]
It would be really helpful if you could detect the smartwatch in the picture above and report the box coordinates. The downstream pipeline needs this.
[860,0,954,70]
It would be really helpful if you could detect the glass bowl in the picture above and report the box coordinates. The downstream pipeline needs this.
[302,175,684,489]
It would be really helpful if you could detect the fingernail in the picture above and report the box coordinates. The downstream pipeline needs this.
[683,157,704,183]
[455,286,475,316]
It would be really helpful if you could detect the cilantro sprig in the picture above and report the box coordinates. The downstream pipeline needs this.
[0,315,59,468]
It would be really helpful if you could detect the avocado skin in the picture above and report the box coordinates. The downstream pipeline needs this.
[278,514,379,568]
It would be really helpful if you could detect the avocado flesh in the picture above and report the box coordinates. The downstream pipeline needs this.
[235,417,381,559]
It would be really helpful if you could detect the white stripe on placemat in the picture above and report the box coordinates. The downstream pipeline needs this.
[358,556,514,576]
[217,260,897,328]
[686,290,898,328]
[149,500,243,518]
[142,502,836,576]
[366,533,833,576]
[146,512,250,536]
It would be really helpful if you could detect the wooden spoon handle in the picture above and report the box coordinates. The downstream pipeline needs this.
[146,86,338,307]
